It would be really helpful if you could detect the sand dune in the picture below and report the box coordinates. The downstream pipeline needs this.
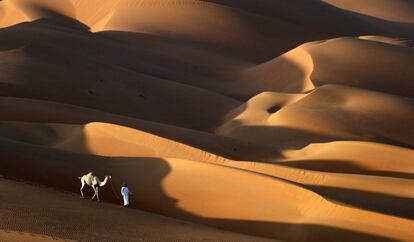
[1,0,414,241]
[358,35,413,47]
[234,37,414,98]
[0,120,231,162]
[0,178,272,242]
[219,85,414,148]
[1,138,413,241]
[0,36,240,130]
[283,141,414,177]
[323,0,414,23]
[205,0,414,39]
[95,0,326,60]
[0,97,280,161]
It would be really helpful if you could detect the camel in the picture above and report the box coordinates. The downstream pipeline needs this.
[78,172,111,202]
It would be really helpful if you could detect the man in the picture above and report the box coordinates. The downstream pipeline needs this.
[121,183,133,207]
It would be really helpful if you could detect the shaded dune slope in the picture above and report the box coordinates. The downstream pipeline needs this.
[0,0,414,241]
[0,138,413,241]
[0,178,272,242]
[283,141,414,178]
[219,85,414,149]
[0,97,281,161]
[235,37,414,97]
[0,20,240,131]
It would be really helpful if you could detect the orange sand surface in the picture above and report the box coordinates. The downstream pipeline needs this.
[0,0,413,241]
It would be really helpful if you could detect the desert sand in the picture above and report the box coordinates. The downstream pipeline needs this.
[0,0,413,241]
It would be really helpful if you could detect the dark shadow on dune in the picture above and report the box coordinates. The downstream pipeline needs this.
[0,16,242,133]
[307,185,414,220]
[0,82,27,97]
[97,30,260,67]
[0,136,177,208]
[281,159,414,180]
[96,30,252,100]
[206,219,398,242]
[374,136,414,150]
[220,124,350,149]
[94,6,327,62]
[0,121,62,145]
[267,104,282,113]
[0,14,284,161]
[0,97,282,162]
[220,124,414,150]
[96,30,308,101]
[19,5,89,32]
[0,7,89,51]
[28,15,90,32]
[205,0,414,39]
[0,138,401,241]
[309,52,414,99]
[0,7,412,242]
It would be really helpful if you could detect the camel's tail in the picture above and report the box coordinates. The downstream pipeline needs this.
[78,177,82,180]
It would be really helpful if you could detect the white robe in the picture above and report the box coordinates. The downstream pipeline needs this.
[121,187,131,206]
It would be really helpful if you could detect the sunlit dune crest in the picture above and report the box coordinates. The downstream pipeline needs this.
[0,0,413,241]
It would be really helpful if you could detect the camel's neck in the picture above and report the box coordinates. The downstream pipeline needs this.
[98,177,109,187]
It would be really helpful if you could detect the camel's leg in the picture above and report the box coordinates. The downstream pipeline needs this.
[80,179,85,198]
[96,186,100,202]
[91,186,97,201]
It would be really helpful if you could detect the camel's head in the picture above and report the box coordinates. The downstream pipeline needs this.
[106,175,112,179]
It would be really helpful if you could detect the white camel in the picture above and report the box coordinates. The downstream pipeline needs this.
[78,172,111,202]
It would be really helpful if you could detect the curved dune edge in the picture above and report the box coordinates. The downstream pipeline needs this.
[0,41,240,132]
[237,44,316,95]
[0,0,413,241]
[0,120,230,163]
[322,0,414,23]
[20,120,412,228]
[0,97,280,161]
[0,139,413,241]
[282,141,414,175]
[218,84,414,148]
[2,118,414,181]
[235,37,414,98]
[358,35,413,47]
[0,178,273,242]
[2,119,414,182]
